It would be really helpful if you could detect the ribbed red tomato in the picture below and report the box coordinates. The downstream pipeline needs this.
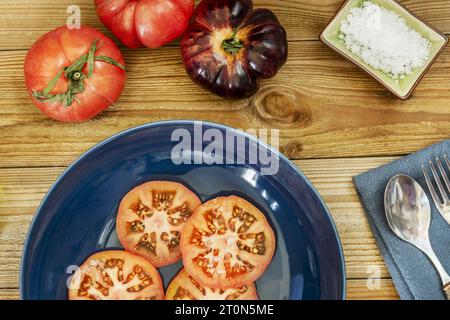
[24,26,126,122]
[95,0,195,48]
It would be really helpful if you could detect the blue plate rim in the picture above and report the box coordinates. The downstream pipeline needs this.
[20,120,347,300]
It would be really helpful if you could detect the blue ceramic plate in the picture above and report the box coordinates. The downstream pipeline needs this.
[20,121,345,300]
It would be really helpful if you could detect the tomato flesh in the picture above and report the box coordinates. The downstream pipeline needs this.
[181,196,276,289]
[166,268,259,300]
[116,181,202,267]
[68,250,164,300]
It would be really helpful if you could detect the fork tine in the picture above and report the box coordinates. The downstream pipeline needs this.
[423,164,444,206]
[429,160,450,203]
[445,155,450,171]
[436,157,450,194]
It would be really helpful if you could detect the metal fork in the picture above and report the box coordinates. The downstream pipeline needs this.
[422,155,450,225]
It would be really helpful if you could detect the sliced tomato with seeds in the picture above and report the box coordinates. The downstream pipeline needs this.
[116,181,202,267]
[68,250,164,300]
[165,268,258,300]
[180,196,276,289]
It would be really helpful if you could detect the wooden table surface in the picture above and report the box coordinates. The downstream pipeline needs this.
[1,0,450,300]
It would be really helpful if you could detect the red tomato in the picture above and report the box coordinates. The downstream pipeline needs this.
[181,196,276,289]
[68,250,164,300]
[116,181,202,267]
[24,26,126,122]
[165,268,259,300]
[95,0,195,48]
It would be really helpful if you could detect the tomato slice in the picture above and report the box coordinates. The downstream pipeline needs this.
[180,196,276,289]
[166,268,259,300]
[116,181,202,267]
[68,250,164,300]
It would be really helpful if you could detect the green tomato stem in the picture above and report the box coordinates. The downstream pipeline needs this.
[222,30,245,55]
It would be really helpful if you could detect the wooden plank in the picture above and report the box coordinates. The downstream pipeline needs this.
[0,279,400,300]
[1,42,449,167]
[0,289,20,300]
[346,279,399,300]
[1,0,450,50]
[3,0,447,302]
[0,213,390,288]
[0,157,400,300]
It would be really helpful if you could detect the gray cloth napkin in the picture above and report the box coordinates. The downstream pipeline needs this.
[353,140,450,300]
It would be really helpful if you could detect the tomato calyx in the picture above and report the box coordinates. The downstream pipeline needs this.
[222,30,245,55]
[32,39,125,107]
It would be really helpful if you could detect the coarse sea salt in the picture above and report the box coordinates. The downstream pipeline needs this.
[339,1,431,80]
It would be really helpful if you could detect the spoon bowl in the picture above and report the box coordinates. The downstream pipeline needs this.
[385,174,431,245]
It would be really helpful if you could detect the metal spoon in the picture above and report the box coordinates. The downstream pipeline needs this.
[385,174,450,299]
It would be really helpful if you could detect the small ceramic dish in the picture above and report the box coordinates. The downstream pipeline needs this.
[320,0,448,100]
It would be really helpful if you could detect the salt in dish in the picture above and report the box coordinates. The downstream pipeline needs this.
[320,0,448,100]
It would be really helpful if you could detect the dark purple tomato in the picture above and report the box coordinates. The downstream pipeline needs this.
[181,0,288,99]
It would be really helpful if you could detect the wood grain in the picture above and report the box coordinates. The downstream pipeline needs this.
[0,281,400,300]
[0,0,447,301]
[0,157,400,299]
[1,0,450,50]
[346,279,399,300]
[1,42,450,167]
[0,289,20,300]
